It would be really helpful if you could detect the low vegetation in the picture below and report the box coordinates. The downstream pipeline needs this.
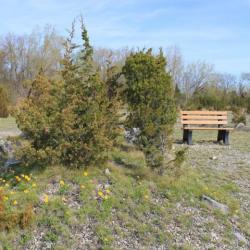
[0,116,250,249]
[0,17,249,250]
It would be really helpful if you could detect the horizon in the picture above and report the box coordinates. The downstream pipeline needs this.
[1,0,250,76]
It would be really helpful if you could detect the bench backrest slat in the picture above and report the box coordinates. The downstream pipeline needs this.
[181,111,228,126]
[181,115,227,120]
[181,111,227,115]
[181,120,227,125]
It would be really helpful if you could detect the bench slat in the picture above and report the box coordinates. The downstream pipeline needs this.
[181,120,227,125]
[181,111,227,115]
[183,127,233,130]
[181,115,227,120]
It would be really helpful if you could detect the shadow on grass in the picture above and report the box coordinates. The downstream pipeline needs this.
[174,139,226,146]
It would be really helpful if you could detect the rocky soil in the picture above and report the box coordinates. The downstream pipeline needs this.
[0,117,249,249]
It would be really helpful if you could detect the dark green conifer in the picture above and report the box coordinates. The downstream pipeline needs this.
[59,19,119,168]
[123,49,176,169]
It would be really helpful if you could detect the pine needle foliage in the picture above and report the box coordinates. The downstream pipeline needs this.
[123,49,176,169]
[14,20,120,168]
[15,71,63,166]
[59,20,120,168]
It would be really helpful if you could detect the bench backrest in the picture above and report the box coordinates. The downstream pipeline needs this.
[181,111,228,127]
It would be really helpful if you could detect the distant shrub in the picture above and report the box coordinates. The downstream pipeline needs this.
[181,86,250,114]
[232,108,247,125]
[123,49,176,170]
[0,86,9,118]
[245,96,250,114]
[186,86,227,110]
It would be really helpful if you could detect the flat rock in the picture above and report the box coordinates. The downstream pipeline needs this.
[234,231,247,244]
[235,123,245,129]
[201,195,229,214]
[124,128,140,143]
[105,168,111,175]
[210,156,217,160]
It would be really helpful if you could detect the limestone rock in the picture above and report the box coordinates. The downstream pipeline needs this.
[235,123,245,129]
[234,231,247,244]
[201,195,229,214]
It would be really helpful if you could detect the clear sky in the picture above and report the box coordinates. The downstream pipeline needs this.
[0,0,250,75]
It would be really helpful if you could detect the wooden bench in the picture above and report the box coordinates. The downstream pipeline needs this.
[181,111,233,145]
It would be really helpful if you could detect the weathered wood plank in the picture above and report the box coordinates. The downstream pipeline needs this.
[181,111,227,115]
[181,120,227,125]
[183,127,233,130]
[181,115,227,120]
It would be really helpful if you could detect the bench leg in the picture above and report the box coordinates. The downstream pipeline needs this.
[187,130,193,145]
[223,131,229,145]
[217,130,223,142]
[183,130,188,143]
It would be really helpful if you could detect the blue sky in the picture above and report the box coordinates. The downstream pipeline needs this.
[0,0,250,75]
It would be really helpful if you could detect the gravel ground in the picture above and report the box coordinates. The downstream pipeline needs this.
[1,117,250,249]
[170,124,250,249]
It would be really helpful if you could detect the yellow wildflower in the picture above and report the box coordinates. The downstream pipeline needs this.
[83,171,88,177]
[21,174,24,177]
[24,189,29,194]
[3,196,8,201]
[144,195,149,199]
[5,183,9,187]
[24,175,31,181]
[104,195,108,200]
[60,180,65,186]
[106,189,111,194]
[81,185,85,189]
[15,176,21,182]
[13,200,18,205]
[32,183,37,188]
[98,191,104,197]
[43,195,49,203]
[2,180,5,183]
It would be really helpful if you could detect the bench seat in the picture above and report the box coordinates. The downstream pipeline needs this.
[181,111,233,145]
[183,127,233,130]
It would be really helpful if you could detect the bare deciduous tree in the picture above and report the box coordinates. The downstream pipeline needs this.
[182,61,215,103]
[93,47,131,81]
[0,25,64,98]
[165,46,184,90]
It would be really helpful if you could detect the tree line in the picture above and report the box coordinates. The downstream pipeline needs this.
[0,20,249,171]
[1,25,249,114]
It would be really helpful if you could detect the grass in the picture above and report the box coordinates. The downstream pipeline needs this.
[0,116,249,249]
[0,156,242,249]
